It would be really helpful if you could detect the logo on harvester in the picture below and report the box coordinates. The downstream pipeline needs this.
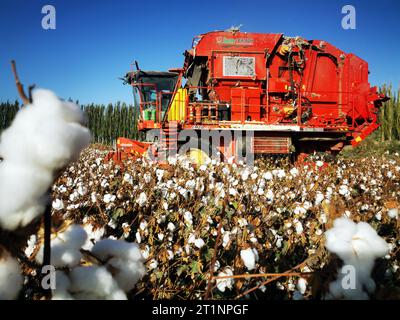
[216,36,254,45]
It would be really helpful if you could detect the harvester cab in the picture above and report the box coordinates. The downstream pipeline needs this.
[124,69,181,126]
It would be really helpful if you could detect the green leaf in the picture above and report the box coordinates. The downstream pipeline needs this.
[176,264,188,277]
[112,208,125,220]
[204,248,215,262]
[190,261,200,275]
[282,240,289,255]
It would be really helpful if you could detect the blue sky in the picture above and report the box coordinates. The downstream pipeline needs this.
[0,0,399,104]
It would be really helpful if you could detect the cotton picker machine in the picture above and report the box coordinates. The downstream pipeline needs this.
[105,29,388,165]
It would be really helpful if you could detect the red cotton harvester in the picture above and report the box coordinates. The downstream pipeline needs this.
[105,29,388,165]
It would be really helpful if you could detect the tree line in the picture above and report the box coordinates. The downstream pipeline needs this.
[378,85,400,141]
[81,102,139,145]
[0,101,139,145]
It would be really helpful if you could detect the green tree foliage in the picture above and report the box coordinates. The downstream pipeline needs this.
[0,101,138,145]
[0,100,20,135]
[378,84,400,141]
[81,102,139,145]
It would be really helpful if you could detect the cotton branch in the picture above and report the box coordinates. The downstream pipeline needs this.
[10,60,29,104]
[9,61,50,296]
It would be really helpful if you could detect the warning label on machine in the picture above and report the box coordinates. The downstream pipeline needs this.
[223,56,255,77]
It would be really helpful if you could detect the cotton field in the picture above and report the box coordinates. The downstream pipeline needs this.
[34,145,398,300]
[0,89,399,301]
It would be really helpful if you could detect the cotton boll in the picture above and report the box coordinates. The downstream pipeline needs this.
[25,234,38,257]
[240,248,257,271]
[351,222,389,260]
[316,161,324,167]
[101,255,147,291]
[148,259,158,270]
[167,222,176,232]
[290,167,299,176]
[216,267,234,292]
[0,247,23,300]
[388,208,398,219]
[103,193,116,203]
[324,218,389,299]
[297,278,307,294]
[82,224,105,251]
[52,271,74,300]
[35,241,79,269]
[292,291,304,300]
[52,199,64,210]
[91,239,146,292]
[36,224,88,268]
[0,202,45,231]
[295,221,304,235]
[69,266,127,300]
[136,192,147,207]
[315,191,324,205]
[58,224,88,249]
[325,218,357,261]
[0,90,91,170]
[0,162,52,230]
[194,238,205,249]
[91,239,143,263]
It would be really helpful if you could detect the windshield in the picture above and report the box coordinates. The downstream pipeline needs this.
[126,70,179,122]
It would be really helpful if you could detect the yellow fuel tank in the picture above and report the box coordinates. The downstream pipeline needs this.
[168,88,187,121]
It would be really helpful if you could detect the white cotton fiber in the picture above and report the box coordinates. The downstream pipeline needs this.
[36,224,88,268]
[68,266,127,300]
[297,278,307,294]
[0,89,91,170]
[216,267,234,292]
[82,223,105,251]
[0,162,51,230]
[324,217,389,299]
[240,247,258,271]
[52,271,74,300]
[325,217,358,262]
[91,239,146,292]
[0,247,23,300]
[57,224,88,248]
[0,89,91,231]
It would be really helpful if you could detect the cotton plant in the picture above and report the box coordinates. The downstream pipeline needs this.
[0,89,91,300]
[0,89,146,300]
[29,224,146,300]
[0,89,91,230]
[324,217,389,300]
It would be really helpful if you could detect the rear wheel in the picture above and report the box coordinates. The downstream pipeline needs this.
[186,148,210,165]
[179,137,225,165]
